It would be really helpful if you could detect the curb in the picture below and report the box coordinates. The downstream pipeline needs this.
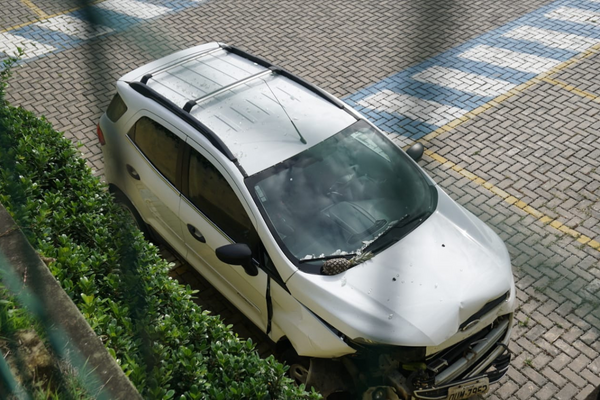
[0,203,141,400]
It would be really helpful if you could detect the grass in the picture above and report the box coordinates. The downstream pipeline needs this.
[518,317,530,327]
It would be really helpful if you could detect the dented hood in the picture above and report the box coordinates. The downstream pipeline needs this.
[287,187,514,347]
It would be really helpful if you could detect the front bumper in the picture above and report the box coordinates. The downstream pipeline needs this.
[361,314,513,400]
[412,314,512,400]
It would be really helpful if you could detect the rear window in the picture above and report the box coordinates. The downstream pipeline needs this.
[128,117,182,187]
[106,94,128,122]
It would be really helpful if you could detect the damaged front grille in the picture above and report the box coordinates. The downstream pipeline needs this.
[414,314,512,391]
[411,351,511,400]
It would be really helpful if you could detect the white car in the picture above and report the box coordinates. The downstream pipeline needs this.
[98,42,516,400]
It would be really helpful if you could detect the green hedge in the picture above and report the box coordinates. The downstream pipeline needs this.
[0,56,319,400]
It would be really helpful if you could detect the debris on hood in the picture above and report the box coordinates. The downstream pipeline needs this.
[321,252,373,275]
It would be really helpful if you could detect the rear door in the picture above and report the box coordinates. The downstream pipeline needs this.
[123,114,186,257]
[179,138,268,331]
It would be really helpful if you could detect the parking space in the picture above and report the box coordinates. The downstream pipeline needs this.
[420,64,600,398]
[0,0,207,66]
[2,0,600,398]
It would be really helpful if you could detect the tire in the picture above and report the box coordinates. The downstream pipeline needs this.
[279,348,355,400]
[279,347,310,386]
[112,189,152,240]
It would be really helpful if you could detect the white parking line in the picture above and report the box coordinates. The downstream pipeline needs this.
[34,15,114,40]
[502,25,600,52]
[545,6,600,25]
[357,89,469,126]
[94,0,172,19]
[411,66,516,97]
[0,32,56,59]
[458,44,562,74]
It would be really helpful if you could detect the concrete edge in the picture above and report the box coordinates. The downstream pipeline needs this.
[0,203,142,400]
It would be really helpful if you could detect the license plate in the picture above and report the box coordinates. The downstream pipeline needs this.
[447,378,489,400]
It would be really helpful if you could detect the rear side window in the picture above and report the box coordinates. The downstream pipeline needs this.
[187,149,258,249]
[106,94,127,122]
[128,117,182,186]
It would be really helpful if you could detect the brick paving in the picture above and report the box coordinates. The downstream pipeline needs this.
[26,0,82,18]
[418,54,600,398]
[345,0,600,142]
[2,0,600,399]
[0,0,38,30]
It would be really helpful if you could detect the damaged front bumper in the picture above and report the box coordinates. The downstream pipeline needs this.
[414,315,512,399]
[362,314,513,400]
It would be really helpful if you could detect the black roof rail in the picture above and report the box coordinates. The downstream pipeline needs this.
[220,44,273,69]
[128,81,247,176]
[221,44,346,110]
[140,43,346,111]
[128,44,355,177]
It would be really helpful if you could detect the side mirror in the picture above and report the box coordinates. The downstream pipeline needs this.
[216,243,258,276]
[406,142,424,162]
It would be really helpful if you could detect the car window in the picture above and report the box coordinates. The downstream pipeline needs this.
[106,93,128,122]
[187,149,259,250]
[128,117,181,186]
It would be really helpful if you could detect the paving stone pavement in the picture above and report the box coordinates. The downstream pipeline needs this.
[416,55,600,399]
[345,0,600,142]
[2,0,600,399]
[0,0,38,30]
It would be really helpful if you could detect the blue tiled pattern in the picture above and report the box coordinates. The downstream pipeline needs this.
[0,0,207,66]
[346,0,600,140]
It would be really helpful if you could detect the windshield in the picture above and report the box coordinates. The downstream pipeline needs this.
[246,120,437,273]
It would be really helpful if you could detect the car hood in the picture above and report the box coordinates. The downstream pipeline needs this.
[287,187,514,347]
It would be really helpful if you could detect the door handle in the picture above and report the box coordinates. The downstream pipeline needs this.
[187,224,206,243]
[126,164,140,180]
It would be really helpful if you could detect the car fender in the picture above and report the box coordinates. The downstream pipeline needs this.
[269,282,355,358]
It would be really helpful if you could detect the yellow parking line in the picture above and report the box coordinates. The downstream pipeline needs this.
[2,0,104,33]
[407,43,600,253]
[423,149,600,252]
[20,0,48,19]
[542,77,600,103]
[418,42,600,144]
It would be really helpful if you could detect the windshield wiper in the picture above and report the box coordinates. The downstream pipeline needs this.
[299,253,358,263]
[364,212,428,254]
[348,219,387,245]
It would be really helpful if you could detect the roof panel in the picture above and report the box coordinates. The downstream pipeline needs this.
[148,72,207,107]
[147,79,190,107]
[201,50,264,76]
[147,49,267,108]
[123,43,356,175]
[191,73,355,175]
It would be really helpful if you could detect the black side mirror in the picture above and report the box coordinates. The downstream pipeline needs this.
[216,243,258,276]
[406,142,424,162]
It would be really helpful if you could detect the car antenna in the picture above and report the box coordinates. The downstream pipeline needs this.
[264,80,307,145]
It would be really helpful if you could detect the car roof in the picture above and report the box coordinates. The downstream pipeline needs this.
[120,43,356,176]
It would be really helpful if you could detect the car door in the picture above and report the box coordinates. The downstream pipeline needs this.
[123,114,186,257]
[179,138,268,331]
